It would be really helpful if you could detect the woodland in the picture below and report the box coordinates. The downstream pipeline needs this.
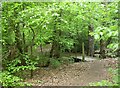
[0,2,119,87]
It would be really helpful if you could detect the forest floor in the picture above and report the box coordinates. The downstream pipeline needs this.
[25,57,118,86]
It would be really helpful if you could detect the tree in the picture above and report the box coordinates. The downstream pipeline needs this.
[88,24,94,57]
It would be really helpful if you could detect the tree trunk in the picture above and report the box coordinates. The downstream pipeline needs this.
[40,44,43,54]
[100,36,106,59]
[50,38,60,58]
[29,26,35,79]
[88,24,94,57]
[14,24,23,54]
[49,8,62,58]
[13,6,27,66]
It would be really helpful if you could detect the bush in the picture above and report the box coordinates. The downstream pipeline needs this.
[38,56,49,67]
[108,68,118,85]
[0,71,32,87]
[49,59,61,69]
[58,57,74,65]
[0,71,23,86]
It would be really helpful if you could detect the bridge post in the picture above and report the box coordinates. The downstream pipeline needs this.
[82,42,85,61]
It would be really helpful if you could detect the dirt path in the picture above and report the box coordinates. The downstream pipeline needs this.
[25,58,118,86]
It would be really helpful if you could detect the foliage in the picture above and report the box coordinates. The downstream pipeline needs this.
[58,57,74,65]
[0,71,31,86]
[38,56,50,67]
[108,68,118,85]
[2,2,118,57]
[89,80,116,86]
[1,2,118,86]
[6,55,38,74]
[91,3,118,52]
[49,58,61,69]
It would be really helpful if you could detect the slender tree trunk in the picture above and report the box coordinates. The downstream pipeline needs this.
[100,35,106,59]
[49,8,62,58]
[54,40,60,58]
[50,38,60,58]
[14,24,23,54]
[23,32,25,53]
[99,0,108,59]
[13,5,27,66]
[22,4,26,54]
[88,24,94,57]
[40,44,43,53]
[29,26,35,79]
